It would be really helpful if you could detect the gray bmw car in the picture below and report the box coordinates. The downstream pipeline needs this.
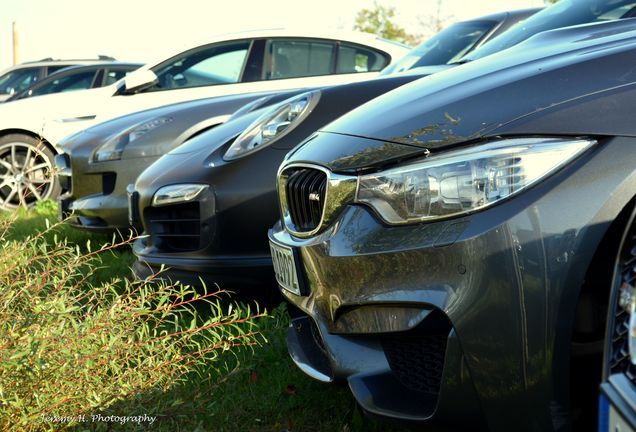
[269,18,636,431]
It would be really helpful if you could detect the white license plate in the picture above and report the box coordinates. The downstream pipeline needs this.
[269,240,301,295]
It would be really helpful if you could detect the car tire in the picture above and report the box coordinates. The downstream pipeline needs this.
[0,133,60,210]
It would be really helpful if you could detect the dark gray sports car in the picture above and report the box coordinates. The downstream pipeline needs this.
[269,17,636,432]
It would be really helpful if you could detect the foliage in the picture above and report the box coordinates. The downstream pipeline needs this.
[0,212,265,430]
[353,1,418,45]
[0,203,398,431]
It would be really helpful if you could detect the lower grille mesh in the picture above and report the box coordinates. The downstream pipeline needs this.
[382,333,447,395]
[146,202,201,252]
[381,312,450,395]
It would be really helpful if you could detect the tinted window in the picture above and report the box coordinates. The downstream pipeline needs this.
[0,68,40,94]
[104,69,131,85]
[46,65,73,75]
[152,41,250,90]
[264,39,335,79]
[383,20,496,74]
[337,43,388,73]
[465,0,636,61]
[29,71,96,97]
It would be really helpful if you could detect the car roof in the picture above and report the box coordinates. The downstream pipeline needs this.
[47,62,143,73]
[0,57,119,74]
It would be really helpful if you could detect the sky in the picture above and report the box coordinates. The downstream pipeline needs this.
[0,0,543,71]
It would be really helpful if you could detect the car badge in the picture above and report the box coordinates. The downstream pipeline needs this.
[309,192,321,202]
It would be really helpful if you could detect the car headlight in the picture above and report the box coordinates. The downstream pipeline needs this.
[92,116,173,162]
[152,184,209,206]
[223,91,320,161]
[355,137,595,224]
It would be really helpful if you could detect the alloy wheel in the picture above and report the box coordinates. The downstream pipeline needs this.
[0,141,54,209]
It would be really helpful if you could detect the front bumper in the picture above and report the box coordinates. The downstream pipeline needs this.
[57,152,160,231]
[132,145,288,287]
[132,237,275,287]
[269,137,636,430]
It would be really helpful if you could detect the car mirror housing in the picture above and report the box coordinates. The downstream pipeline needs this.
[123,69,158,94]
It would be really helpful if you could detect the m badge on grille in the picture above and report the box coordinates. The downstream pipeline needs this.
[309,192,320,202]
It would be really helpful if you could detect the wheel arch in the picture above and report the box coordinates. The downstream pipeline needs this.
[0,128,58,155]
[554,186,636,423]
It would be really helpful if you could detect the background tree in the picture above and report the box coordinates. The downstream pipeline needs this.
[353,1,420,45]
[418,0,454,40]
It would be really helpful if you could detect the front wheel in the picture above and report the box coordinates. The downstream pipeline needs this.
[0,134,60,211]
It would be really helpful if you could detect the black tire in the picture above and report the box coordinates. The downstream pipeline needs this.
[0,133,60,210]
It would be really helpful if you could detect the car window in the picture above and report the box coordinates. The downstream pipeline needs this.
[336,43,388,73]
[104,69,131,85]
[29,70,96,97]
[151,41,250,91]
[383,20,497,75]
[464,0,636,62]
[0,68,40,94]
[264,39,335,79]
[46,65,73,75]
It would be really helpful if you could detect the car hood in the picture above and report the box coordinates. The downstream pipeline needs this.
[135,107,263,192]
[63,90,299,161]
[305,19,636,172]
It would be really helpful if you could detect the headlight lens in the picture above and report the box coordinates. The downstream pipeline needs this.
[92,116,172,162]
[223,91,320,161]
[152,184,208,206]
[356,137,595,224]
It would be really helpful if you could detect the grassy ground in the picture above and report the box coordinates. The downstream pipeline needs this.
[6,202,401,432]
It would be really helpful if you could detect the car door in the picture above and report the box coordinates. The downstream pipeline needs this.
[97,37,391,126]
[103,39,254,117]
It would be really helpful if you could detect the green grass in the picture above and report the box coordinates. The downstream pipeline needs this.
[4,202,401,432]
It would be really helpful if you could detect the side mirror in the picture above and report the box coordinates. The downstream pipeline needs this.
[123,69,158,94]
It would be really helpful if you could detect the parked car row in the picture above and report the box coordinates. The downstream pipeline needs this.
[0,30,411,211]
[5,0,636,429]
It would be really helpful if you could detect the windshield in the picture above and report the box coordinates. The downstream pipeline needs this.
[0,68,40,95]
[464,0,636,61]
[382,20,497,75]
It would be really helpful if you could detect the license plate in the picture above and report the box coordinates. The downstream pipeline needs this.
[269,240,301,295]
[600,394,636,432]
